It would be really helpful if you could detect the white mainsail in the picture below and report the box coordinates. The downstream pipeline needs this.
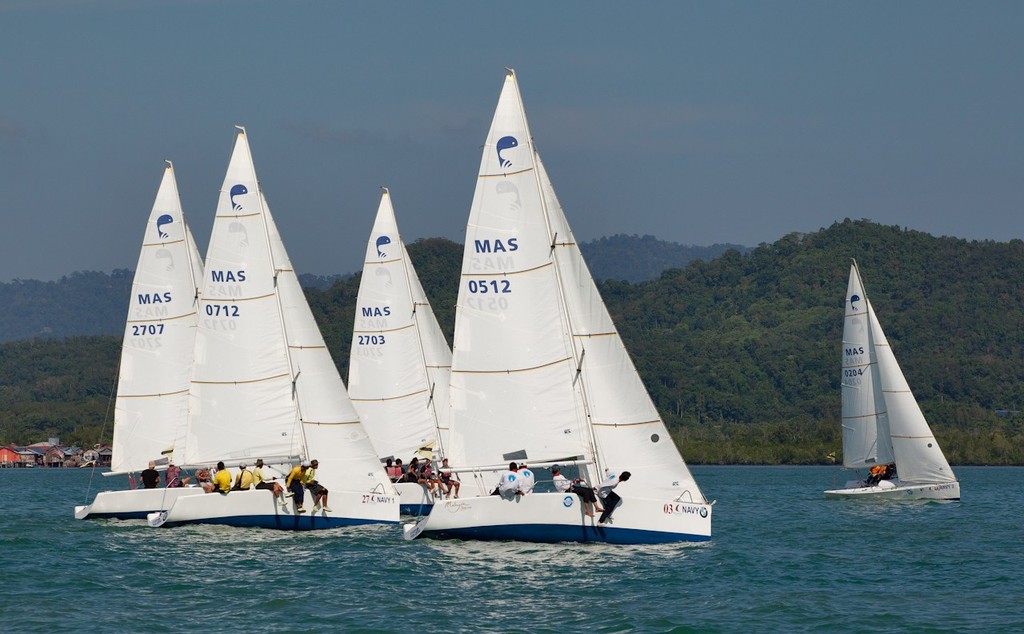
[840,262,894,469]
[448,70,707,503]
[184,129,300,465]
[348,189,452,461]
[537,155,706,502]
[111,161,203,473]
[448,72,591,473]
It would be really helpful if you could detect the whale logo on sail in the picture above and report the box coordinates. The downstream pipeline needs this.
[496,136,518,168]
[230,184,248,211]
[375,235,392,258]
[156,214,174,238]
[850,294,861,312]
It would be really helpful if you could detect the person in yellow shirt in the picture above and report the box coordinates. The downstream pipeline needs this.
[303,459,331,512]
[252,458,290,510]
[286,462,309,513]
[212,461,232,494]
[232,464,254,491]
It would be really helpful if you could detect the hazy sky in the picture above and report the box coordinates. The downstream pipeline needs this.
[1,1,1021,281]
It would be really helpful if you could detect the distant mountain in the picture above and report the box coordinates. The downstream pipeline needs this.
[580,234,750,282]
[0,235,728,342]
[0,270,133,341]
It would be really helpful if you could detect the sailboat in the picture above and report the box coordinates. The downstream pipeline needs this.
[75,161,207,520]
[348,188,453,515]
[404,70,712,543]
[148,127,399,529]
[824,260,960,501]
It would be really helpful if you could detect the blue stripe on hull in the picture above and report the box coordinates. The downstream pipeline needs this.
[400,503,433,516]
[164,515,398,531]
[424,523,710,545]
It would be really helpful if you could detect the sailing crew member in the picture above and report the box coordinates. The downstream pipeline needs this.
[596,471,631,525]
[286,462,309,513]
[493,462,520,499]
[232,463,253,490]
[212,461,232,494]
[140,461,161,489]
[517,463,535,495]
[253,458,289,509]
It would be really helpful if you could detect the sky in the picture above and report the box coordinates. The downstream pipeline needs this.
[1,1,1021,281]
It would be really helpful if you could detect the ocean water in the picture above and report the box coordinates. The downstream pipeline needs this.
[2,466,1020,633]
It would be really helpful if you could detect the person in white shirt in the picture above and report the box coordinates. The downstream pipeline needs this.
[516,463,535,494]
[552,465,571,492]
[597,470,631,525]
[494,462,520,499]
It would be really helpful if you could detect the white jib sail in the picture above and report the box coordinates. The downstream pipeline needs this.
[537,153,706,503]
[840,262,894,468]
[348,189,453,462]
[868,300,956,484]
[184,129,301,465]
[112,161,203,474]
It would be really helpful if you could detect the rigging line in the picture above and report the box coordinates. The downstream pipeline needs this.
[85,348,121,503]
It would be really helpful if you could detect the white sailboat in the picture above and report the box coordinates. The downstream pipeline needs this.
[75,161,207,520]
[405,70,712,543]
[149,127,399,529]
[348,188,453,515]
[824,260,960,501]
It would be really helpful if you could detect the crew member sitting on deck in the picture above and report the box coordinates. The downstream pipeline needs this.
[212,461,232,494]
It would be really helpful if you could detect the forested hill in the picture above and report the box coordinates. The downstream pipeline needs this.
[3,220,1023,463]
[0,234,728,343]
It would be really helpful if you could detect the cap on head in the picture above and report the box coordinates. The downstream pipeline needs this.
[551,465,560,473]
[310,460,318,467]
[148,461,156,469]
[256,459,264,466]
[239,464,246,470]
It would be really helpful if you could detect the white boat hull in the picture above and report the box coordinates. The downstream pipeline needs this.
[403,491,711,544]
[147,488,399,530]
[395,482,435,516]
[824,479,960,501]
[74,487,206,520]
